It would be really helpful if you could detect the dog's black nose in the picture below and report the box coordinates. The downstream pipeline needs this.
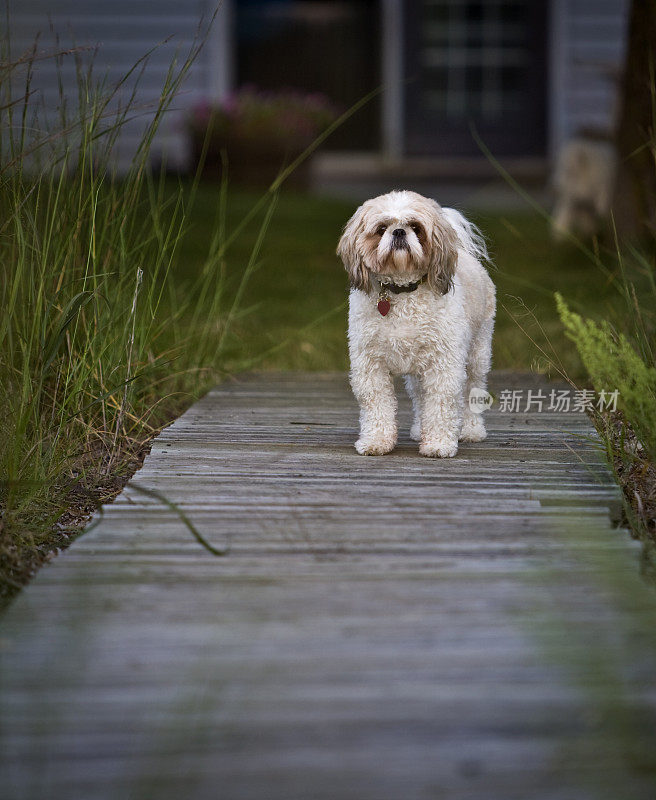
[392,228,406,237]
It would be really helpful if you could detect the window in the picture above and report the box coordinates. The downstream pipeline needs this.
[420,0,530,121]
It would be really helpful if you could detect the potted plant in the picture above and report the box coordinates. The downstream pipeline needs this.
[188,86,338,188]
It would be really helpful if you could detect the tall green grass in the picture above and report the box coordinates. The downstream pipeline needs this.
[0,36,278,596]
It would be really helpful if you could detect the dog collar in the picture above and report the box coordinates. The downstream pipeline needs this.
[382,276,426,294]
[376,275,426,316]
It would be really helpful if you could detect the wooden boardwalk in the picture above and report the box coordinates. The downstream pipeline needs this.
[0,372,647,799]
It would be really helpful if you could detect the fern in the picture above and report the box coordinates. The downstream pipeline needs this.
[556,293,656,461]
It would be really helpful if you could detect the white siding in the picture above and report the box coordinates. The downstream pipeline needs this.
[7,0,232,172]
[7,1,632,166]
[550,0,629,154]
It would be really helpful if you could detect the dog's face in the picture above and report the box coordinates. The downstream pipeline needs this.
[337,190,458,294]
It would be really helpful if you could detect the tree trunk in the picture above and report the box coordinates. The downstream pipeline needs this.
[613,0,656,238]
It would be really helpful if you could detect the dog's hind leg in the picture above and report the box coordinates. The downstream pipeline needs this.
[404,374,422,441]
[460,316,493,442]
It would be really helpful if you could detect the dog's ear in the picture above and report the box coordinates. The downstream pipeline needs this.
[426,202,459,295]
[337,205,371,292]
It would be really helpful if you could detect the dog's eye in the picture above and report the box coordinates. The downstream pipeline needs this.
[410,224,422,235]
[376,225,387,236]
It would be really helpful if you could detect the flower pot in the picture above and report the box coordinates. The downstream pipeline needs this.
[190,133,311,189]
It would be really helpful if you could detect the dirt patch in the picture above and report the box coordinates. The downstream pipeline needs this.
[597,410,656,575]
[0,435,156,611]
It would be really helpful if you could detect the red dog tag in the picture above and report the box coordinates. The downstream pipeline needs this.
[377,299,391,316]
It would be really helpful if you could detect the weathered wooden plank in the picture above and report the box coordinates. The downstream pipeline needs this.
[0,371,647,800]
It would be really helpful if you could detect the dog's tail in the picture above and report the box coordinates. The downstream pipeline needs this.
[442,207,490,264]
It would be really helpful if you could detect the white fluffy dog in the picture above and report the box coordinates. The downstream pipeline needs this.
[551,138,617,240]
[337,190,495,458]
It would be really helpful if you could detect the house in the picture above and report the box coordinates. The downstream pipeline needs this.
[9,0,630,182]
[9,0,229,172]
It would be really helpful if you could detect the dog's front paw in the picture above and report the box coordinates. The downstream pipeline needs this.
[409,423,421,442]
[355,436,396,456]
[419,438,458,458]
[459,417,487,442]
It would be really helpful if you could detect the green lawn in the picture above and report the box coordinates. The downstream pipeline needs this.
[174,184,619,379]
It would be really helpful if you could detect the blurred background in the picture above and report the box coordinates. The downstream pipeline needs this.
[5,0,644,374]
[8,0,629,208]
[4,0,653,376]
